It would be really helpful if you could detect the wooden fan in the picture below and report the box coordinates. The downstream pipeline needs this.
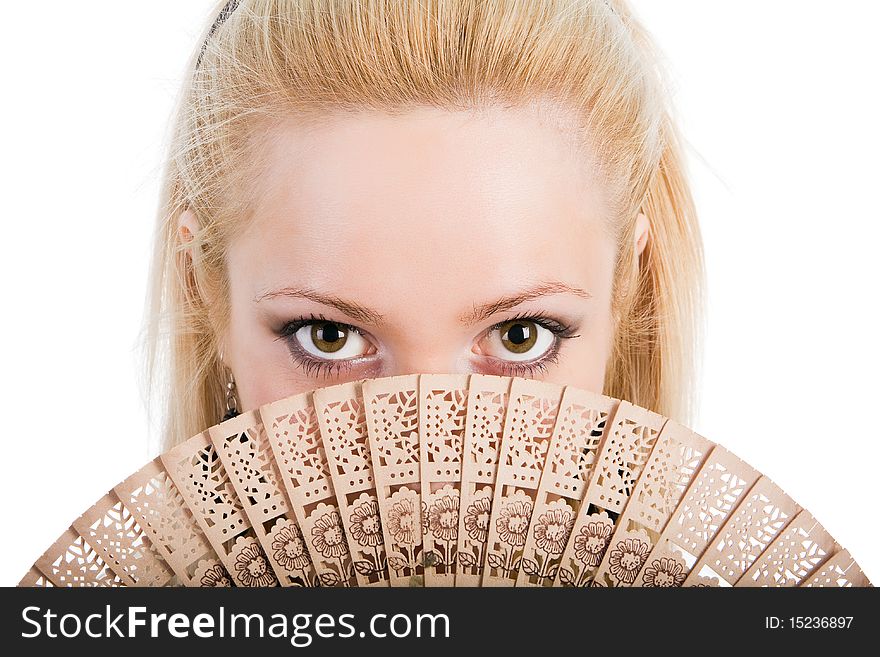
[19,374,871,588]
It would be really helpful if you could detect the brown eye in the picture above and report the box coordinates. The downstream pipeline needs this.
[292,321,371,360]
[498,320,538,354]
[476,318,557,364]
[311,322,347,353]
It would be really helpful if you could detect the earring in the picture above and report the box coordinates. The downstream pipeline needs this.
[222,361,241,422]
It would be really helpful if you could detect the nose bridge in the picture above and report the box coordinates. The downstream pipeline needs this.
[372,287,480,376]
[390,351,466,376]
[382,323,471,376]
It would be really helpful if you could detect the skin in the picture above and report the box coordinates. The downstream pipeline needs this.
[179,103,649,411]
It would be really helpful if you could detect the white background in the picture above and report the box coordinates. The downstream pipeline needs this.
[0,1,877,585]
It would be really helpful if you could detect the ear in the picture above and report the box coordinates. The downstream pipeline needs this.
[177,208,200,246]
[179,210,226,368]
[634,211,650,257]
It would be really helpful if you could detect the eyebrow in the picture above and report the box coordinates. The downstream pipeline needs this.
[253,280,592,327]
[459,281,592,326]
[254,286,385,325]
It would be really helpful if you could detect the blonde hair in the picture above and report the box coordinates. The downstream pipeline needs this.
[140,0,705,451]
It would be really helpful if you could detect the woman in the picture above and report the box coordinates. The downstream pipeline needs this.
[143,0,704,451]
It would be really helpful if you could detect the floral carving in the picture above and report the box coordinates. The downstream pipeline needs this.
[557,517,615,587]
[234,542,277,587]
[485,497,534,580]
[199,564,231,587]
[464,497,491,544]
[271,523,311,572]
[573,520,612,568]
[642,557,686,587]
[349,499,383,548]
[347,497,386,578]
[383,490,423,578]
[309,508,353,587]
[533,507,574,557]
[497,499,533,548]
[458,497,491,573]
[608,537,650,585]
[387,497,419,546]
[311,511,348,559]
[424,493,460,570]
[428,495,459,542]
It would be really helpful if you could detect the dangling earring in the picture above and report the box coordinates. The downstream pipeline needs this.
[221,354,241,422]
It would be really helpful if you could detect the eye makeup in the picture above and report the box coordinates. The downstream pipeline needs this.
[273,311,581,380]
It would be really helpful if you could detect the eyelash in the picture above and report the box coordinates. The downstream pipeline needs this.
[275,311,580,380]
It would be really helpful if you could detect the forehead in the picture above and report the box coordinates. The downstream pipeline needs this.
[231,104,615,312]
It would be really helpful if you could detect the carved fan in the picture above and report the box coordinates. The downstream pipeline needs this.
[19,374,871,588]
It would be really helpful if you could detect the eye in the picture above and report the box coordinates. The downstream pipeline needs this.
[292,320,372,359]
[479,318,557,362]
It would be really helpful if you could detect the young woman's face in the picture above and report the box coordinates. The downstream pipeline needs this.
[216,104,639,411]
